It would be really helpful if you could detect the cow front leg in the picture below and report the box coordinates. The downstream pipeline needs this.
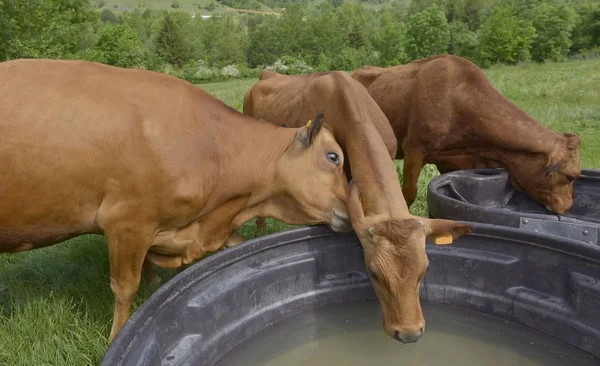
[402,150,425,207]
[143,257,162,287]
[105,224,154,342]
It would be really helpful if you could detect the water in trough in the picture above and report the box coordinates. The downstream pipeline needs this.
[215,301,597,365]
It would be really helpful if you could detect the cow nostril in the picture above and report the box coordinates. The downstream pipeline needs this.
[419,327,424,336]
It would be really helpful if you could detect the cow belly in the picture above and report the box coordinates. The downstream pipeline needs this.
[0,225,98,253]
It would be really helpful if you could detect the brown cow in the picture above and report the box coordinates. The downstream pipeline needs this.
[352,54,581,214]
[244,70,472,343]
[0,59,353,342]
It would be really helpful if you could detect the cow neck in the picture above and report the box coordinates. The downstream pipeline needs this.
[317,79,408,219]
[474,82,560,157]
[344,120,408,219]
[210,111,293,206]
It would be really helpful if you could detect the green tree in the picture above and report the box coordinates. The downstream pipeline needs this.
[100,8,118,23]
[155,12,189,68]
[247,18,284,67]
[570,3,600,54]
[302,3,345,66]
[0,0,11,60]
[479,5,536,64]
[529,3,577,62]
[371,10,407,66]
[405,4,450,61]
[449,20,480,64]
[336,3,373,50]
[1,0,98,60]
[94,24,145,68]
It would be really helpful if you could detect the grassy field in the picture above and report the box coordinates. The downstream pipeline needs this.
[0,58,598,365]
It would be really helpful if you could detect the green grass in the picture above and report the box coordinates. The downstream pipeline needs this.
[0,58,598,365]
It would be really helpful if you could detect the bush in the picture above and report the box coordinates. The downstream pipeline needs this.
[263,56,314,75]
[221,64,240,78]
[330,47,375,71]
[181,59,220,83]
[264,59,288,73]
[236,64,261,78]
[315,53,332,72]
[171,1,180,9]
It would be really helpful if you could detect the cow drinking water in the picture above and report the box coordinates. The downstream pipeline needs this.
[352,54,582,214]
[244,70,473,343]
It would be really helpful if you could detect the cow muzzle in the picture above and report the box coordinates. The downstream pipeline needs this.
[330,209,352,232]
[394,328,424,344]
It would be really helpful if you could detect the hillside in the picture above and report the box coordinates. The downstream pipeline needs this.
[95,0,403,16]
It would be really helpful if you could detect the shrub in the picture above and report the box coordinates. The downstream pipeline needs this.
[263,57,314,75]
[264,59,289,73]
[171,1,180,9]
[221,64,240,78]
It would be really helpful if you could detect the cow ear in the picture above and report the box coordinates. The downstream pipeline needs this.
[562,132,581,150]
[296,113,324,147]
[545,162,562,177]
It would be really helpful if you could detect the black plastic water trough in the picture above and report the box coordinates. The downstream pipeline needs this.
[427,168,600,245]
[101,224,600,365]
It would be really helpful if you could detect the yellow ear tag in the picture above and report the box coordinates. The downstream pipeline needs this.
[546,157,551,167]
[306,119,312,129]
[434,234,453,245]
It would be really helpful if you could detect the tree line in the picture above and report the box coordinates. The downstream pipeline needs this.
[0,0,598,83]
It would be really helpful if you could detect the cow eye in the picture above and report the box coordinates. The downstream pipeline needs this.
[367,268,379,283]
[326,152,340,166]
[566,175,576,183]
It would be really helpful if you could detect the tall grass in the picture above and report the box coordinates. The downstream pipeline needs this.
[0,58,598,365]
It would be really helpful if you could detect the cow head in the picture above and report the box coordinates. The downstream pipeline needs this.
[507,132,581,214]
[348,182,472,343]
[275,113,352,233]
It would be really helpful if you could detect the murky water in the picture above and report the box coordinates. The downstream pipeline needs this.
[216,301,598,366]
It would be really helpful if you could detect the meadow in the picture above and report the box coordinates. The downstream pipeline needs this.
[0,58,598,365]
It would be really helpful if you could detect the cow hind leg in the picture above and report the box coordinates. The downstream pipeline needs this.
[402,150,425,207]
[105,223,155,342]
